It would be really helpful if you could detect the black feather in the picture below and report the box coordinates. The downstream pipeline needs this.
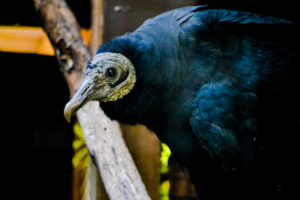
[94,6,300,199]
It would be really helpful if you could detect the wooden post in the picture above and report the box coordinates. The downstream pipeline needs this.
[121,124,161,200]
[169,158,197,200]
[90,0,103,55]
[33,0,150,199]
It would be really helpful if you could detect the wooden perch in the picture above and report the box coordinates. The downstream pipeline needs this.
[33,0,151,199]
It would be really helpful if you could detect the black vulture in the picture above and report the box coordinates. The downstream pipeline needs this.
[64,6,299,200]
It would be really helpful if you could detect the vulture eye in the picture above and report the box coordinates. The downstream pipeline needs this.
[106,68,117,78]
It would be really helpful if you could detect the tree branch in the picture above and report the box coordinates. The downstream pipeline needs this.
[34,0,90,95]
[33,0,150,199]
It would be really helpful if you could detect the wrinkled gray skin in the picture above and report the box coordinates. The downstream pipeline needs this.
[64,52,136,122]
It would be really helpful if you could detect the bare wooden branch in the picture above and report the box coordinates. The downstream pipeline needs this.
[33,0,90,95]
[33,0,150,199]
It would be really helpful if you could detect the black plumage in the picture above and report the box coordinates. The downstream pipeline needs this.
[69,6,300,199]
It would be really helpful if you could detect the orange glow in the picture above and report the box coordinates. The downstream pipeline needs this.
[0,26,91,56]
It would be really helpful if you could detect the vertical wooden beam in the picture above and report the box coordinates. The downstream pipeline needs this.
[90,0,103,55]
[121,125,161,200]
[169,158,197,200]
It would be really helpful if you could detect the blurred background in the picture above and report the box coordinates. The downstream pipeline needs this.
[1,0,298,200]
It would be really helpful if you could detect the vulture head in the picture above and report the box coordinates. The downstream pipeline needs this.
[64,52,136,122]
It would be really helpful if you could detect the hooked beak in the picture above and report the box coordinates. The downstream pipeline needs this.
[64,79,97,123]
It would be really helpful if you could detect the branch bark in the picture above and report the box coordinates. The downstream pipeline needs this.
[33,0,150,199]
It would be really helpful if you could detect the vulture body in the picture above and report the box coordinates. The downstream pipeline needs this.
[65,6,300,199]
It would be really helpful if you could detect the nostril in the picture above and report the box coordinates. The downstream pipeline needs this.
[81,84,91,95]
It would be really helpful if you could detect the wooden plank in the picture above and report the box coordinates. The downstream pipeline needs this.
[0,26,91,56]
[0,26,54,55]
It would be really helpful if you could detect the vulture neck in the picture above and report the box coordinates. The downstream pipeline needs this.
[97,35,177,127]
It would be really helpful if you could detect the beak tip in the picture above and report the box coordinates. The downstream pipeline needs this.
[65,115,71,123]
[64,100,78,123]
[64,105,72,123]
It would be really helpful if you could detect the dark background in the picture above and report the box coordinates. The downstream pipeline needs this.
[0,0,298,200]
[1,53,73,200]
